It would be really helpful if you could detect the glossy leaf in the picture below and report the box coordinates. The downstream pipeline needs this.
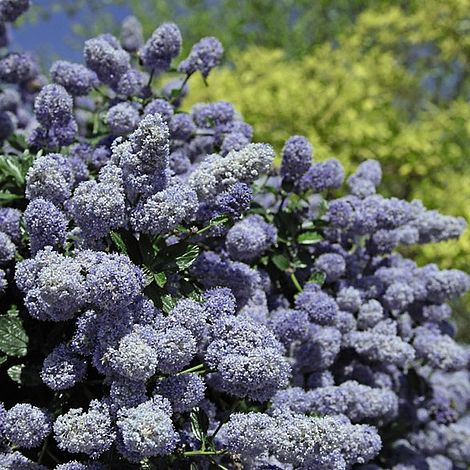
[154,271,167,288]
[309,271,327,286]
[161,294,177,314]
[297,232,323,245]
[110,231,128,255]
[176,244,200,271]
[272,253,290,271]
[0,311,28,357]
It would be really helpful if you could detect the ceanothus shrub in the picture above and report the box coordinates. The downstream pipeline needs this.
[0,3,469,469]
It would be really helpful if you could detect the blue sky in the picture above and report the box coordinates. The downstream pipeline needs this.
[9,0,131,66]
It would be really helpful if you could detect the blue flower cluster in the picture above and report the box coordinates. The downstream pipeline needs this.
[0,4,469,469]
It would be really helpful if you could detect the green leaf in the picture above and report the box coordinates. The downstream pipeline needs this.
[190,408,204,442]
[7,305,19,315]
[175,244,200,271]
[188,289,204,303]
[301,220,316,230]
[308,271,326,286]
[260,255,269,266]
[0,151,34,187]
[209,214,229,226]
[250,207,270,216]
[317,199,329,218]
[110,231,128,254]
[7,364,23,383]
[0,191,23,202]
[0,311,28,357]
[313,219,328,228]
[0,355,7,366]
[272,253,290,271]
[195,214,230,237]
[141,266,155,287]
[7,363,41,386]
[161,294,177,314]
[154,272,167,288]
[7,133,28,151]
[0,157,24,186]
[287,193,306,212]
[297,232,323,245]
[190,407,209,443]
[291,259,307,269]
[175,224,190,233]
[139,459,152,470]
[261,185,281,196]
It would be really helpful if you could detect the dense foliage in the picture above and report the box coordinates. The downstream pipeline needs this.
[127,0,405,59]
[0,2,470,469]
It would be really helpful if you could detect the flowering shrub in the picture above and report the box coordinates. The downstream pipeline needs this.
[0,2,470,469]
[184,1,470,283]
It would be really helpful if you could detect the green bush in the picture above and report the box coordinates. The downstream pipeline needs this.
[129,0,402,59]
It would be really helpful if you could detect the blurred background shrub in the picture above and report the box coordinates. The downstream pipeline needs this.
[128,0,405,58]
